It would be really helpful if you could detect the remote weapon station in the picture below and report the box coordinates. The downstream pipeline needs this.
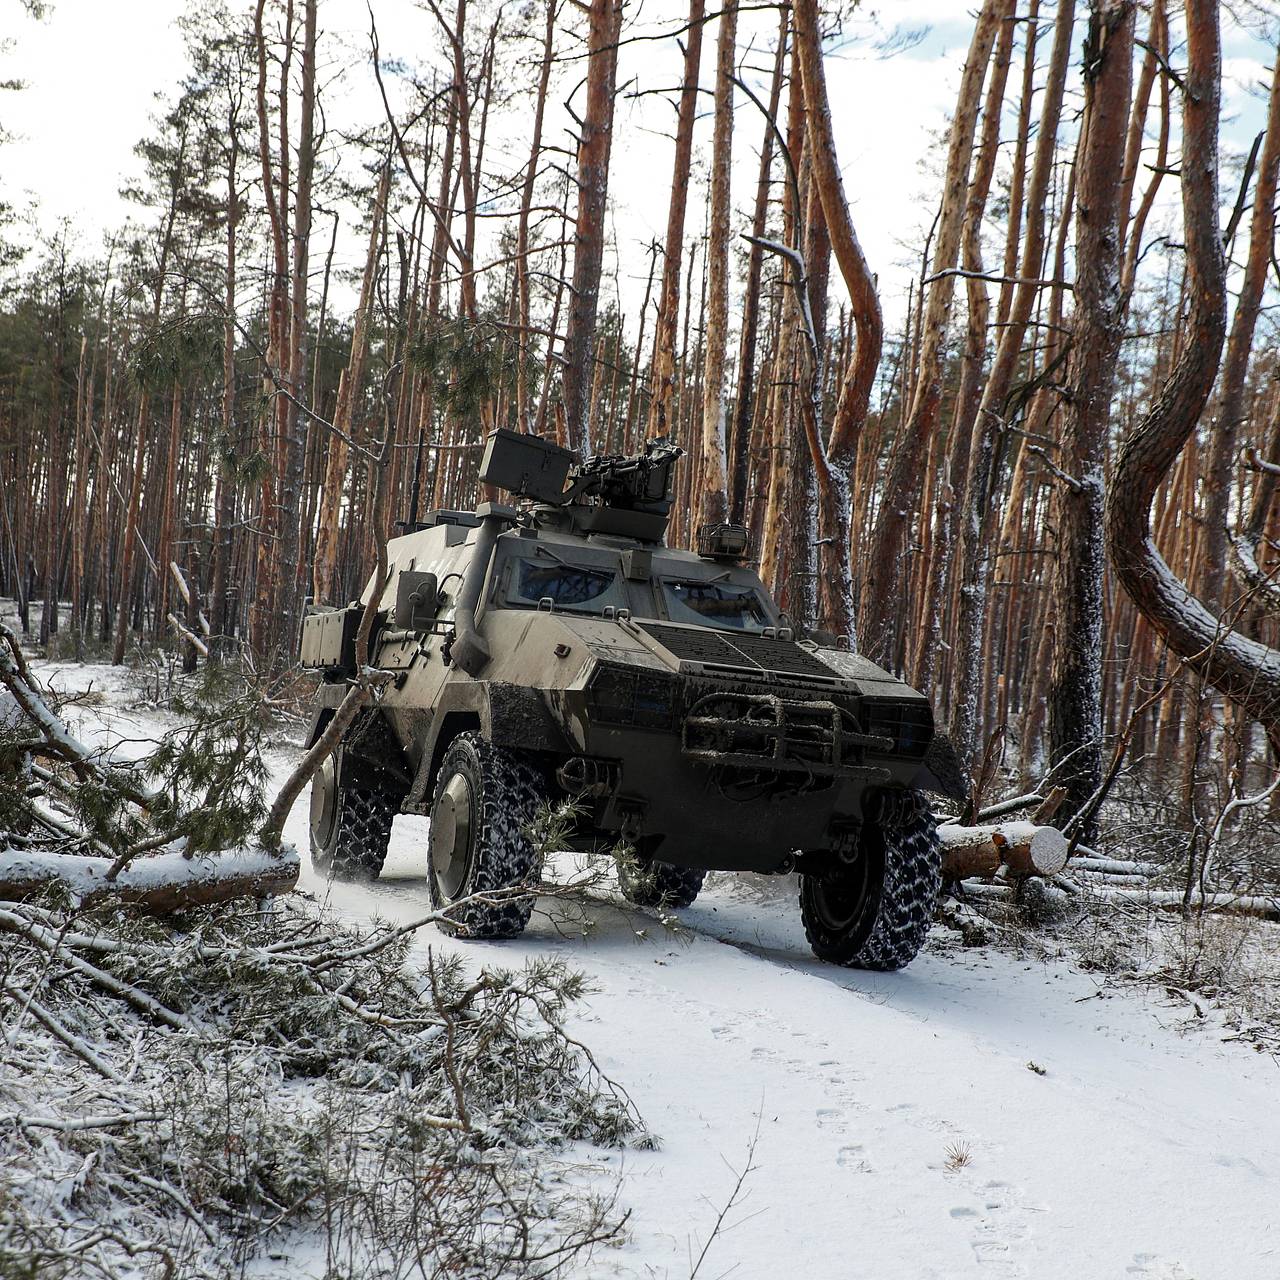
[300,430,962,970]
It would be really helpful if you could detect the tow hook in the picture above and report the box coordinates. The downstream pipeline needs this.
[556,757,619,798]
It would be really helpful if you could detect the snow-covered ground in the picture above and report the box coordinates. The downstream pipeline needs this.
[36,663,1280,1279]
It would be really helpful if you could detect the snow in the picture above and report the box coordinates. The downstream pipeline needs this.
[26,662,1280,1278]
[289,828,1280,1279]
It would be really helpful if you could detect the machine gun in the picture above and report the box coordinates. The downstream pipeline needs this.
[478,428,684,543]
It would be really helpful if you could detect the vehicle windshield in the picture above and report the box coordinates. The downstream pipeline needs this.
[504,555,628,614]
[661,578,773,632]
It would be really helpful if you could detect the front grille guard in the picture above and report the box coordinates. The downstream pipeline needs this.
[682,691,894,780]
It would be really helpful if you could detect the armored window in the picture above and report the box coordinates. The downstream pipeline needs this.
[505,557,625,613]
[660,579,772,632]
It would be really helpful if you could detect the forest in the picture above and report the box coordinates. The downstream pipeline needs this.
[5,0,1280,1275]
[7,0,1280,872]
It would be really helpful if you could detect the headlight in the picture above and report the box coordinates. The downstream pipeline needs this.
[586,665,678,730]
[861,700,933,758]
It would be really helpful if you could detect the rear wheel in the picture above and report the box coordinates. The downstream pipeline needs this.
[799,789,940,971]
[309,741,398,882]
[617,856,705,909]
[427,733,549,939]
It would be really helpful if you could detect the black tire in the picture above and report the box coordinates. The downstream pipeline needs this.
[617,857,705,909]
[309,745,397,882]
[799,789,941,971]
[427,732,549,939]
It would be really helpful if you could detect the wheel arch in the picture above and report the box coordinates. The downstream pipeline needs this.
[408,681,570,808]
[426,709,485,795]
[303,704,413,796]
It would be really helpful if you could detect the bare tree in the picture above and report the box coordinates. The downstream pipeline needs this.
[1048,0,1135,837]
[562,0,623,454]
[696,0,738,528]
[860,0,1003,665]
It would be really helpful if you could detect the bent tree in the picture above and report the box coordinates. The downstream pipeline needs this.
[1106,0,1280,749]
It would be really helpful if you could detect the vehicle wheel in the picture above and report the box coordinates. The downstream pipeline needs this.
[617,856,705,909]
[799,789,941,971]
[309,744,397,882]
[427,732,549,939]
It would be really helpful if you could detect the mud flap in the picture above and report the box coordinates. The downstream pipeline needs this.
[911,730,969,805]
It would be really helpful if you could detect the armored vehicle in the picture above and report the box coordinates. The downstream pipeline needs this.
[300,430,963,970]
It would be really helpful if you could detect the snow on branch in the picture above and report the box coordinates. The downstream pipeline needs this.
[0,623,297,912]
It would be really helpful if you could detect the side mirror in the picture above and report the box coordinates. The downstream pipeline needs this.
[396,570,439,631]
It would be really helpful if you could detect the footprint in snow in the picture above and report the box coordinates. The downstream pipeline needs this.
[960,1180,1034,1277]
[1126,1254,1198,1278]
[887,1100,959,1136]
[816,1107,849,1135]
[837,1143,874,1173]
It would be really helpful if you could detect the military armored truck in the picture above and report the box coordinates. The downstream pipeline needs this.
[300,429,963,971]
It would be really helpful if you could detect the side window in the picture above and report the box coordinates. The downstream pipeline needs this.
[502,555,627,614]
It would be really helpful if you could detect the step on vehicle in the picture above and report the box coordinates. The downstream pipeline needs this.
[300,430,965,969]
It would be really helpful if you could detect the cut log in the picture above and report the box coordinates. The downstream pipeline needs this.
[0,844,300,914]
[1093,887,1280,923]
[939,821,1070,880]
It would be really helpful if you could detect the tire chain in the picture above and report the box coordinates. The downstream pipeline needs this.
[324,784,397,881]
[851,801,941,971]
[429,733,550,940]
[799,789,942,972]
[618,859,706,909]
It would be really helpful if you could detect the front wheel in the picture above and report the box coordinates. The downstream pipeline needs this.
[427,733,549,939]
[799,790,941,971]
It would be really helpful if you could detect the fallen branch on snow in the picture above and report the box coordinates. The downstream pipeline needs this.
[0,622,295,912]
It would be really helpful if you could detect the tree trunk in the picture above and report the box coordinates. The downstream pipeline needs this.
[516,0,558,432]
[1201,43,1280,607]
[312,159,391,605]
[729,10,786,524]
[278,0,318,649]
[787,0,885,642]
[1047,1,1136,840]
[696,0,738,529]
[948,0,1074,762]
[912,1,1014,693]
[646,0,705,442]
[1107,3,1280,744]
[211,106,241,653]
[858,0,1002,665]
[562,0,623,454]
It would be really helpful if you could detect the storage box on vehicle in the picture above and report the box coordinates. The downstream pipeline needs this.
[300,606,360,673]
[479,428,574,504]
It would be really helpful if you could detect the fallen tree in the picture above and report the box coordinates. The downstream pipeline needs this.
[0,622,298,912]
[0,845,299,914]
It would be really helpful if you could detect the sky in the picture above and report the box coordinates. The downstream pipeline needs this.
[0,1,1277,336]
